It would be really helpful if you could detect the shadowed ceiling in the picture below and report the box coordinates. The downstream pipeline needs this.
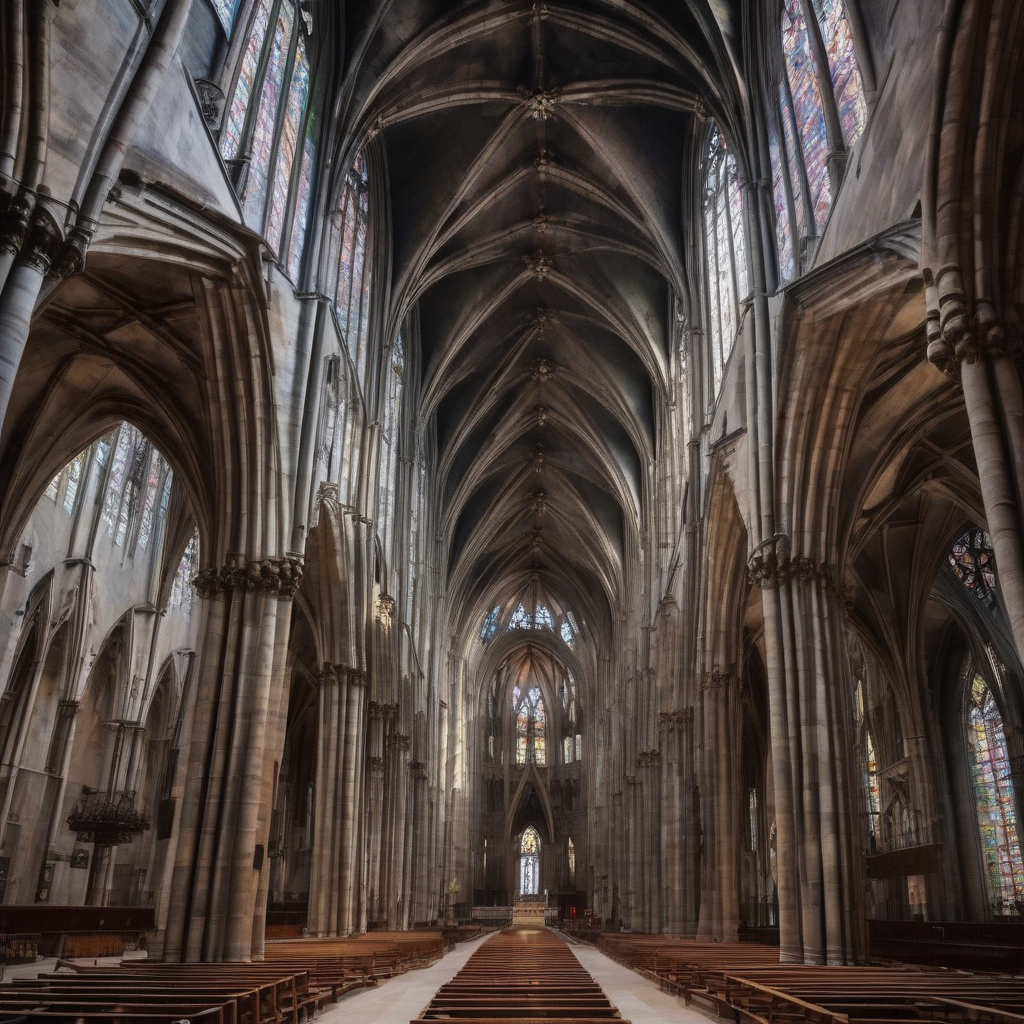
[341,0,740,642]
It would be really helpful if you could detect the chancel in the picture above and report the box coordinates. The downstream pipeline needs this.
[0,0,1022,1016]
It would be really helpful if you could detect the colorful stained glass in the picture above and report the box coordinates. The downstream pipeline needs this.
[102,425,136,536]
[811,0,867,148]
[267,30,309,252]
[241,0,294,230]
[288,129,315,279]
[221,0,272,160]
[561,610,578,647]
[782,0,832,229]
[521,825,539,854]
[481,606,501,641]
[516,704,529,764]
[967,673,1024,914]
[531,686,546,766]
[211,0,240,34]
[865,730,880,840]
[768,119,795,281]
[728,160,749,300]
[949,528,997,602]
[779,85,810,240]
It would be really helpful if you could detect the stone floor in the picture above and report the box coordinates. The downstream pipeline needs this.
[567,937,712,1024]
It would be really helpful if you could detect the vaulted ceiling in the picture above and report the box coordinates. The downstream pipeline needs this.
[341,1,741,640]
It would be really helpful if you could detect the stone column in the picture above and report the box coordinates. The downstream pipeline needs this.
[159,556,300,961]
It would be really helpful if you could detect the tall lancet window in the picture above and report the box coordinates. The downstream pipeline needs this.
[220,0,316,272]
[519,826,541,895]
[330,152,373,385]
[703,124,749,396]
[378,334,405,570]
[771,0,867,282]
[211,0,243,35]
[967,671,1024,915]
[513,685,548,766]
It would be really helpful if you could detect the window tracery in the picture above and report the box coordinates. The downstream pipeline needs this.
[171,532,199,614]
[513,685,547,766]
[966,671,1024,915]
[331,152,372,382]
[221,0,316,274]
[519,825,540,895]
[210,0,242,34]
[703,124,749,396]
[480,606,501,641]
[771,0,867,281]
[949,528,998,604]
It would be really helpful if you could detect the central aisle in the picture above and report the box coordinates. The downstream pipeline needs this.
[417,927,623,1021]
[318,927,709,1024]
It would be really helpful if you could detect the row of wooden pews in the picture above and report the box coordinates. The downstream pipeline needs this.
[585,934,1024,1024]
[0,929,454,1024]
[415,927,627,1024]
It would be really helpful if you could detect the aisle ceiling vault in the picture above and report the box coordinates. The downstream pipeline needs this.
[342,0,738,636]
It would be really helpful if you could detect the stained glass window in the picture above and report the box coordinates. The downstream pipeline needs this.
[534,603,554,630]
[379,335,405,568]
[332,153,372,380]
[568,837,576,882]
[563,736,573,763]
[241,0,293,230]
[865,730,880,842]
[531,687,547,766]
[949,528,998,603]
[516,705,529,764]
[575,734,582,760]
[221,0,272,161]
[267,29,309,252]
[749,789,759,852]
[769,119,795,282]
[136,448,163,549]
[519,825,540,894]
[288,129,315,279]
[782,0,832,230]
[811,0,867,147]
[481,606,501,641]
[703,124,749,396]
[967,672,1024,914]
[211,0,241,34]
[170,531,199,614]
[508,603,531,630]
[560,611,578,647]
[102,424,138,537]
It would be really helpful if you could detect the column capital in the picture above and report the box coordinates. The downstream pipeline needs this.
[194,555,303,599]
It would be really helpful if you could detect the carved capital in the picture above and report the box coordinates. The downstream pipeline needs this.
[194,556,303,599]
[658,707,693,726]
[746,536,842,597]
[367,755,385,775]
[388,732,411,752]
[408,760,428,779]
[637,749,661,767]
[347,669,367,687]
[21,207,64,274]
[368,700,397,720]
[0,190,33,257]
[698,671,731,692]
[319,662,346,687]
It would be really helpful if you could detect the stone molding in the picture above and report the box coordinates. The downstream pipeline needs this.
[194,556,302,598]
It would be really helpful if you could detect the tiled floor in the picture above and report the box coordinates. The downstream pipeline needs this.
[568,938,712,1024]
[317,931,496,1024]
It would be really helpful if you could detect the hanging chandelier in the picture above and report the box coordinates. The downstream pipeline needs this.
[67,790,150,847]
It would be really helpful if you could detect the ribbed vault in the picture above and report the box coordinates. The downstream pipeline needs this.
[340,0,740,653]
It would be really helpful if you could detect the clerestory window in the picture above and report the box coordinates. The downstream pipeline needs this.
[220,0,317,278]
[513,685,547,766]
[770,0,867,282]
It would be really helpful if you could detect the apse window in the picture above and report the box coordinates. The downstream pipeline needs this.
[514,686,547,766]
[519,825,541,895]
